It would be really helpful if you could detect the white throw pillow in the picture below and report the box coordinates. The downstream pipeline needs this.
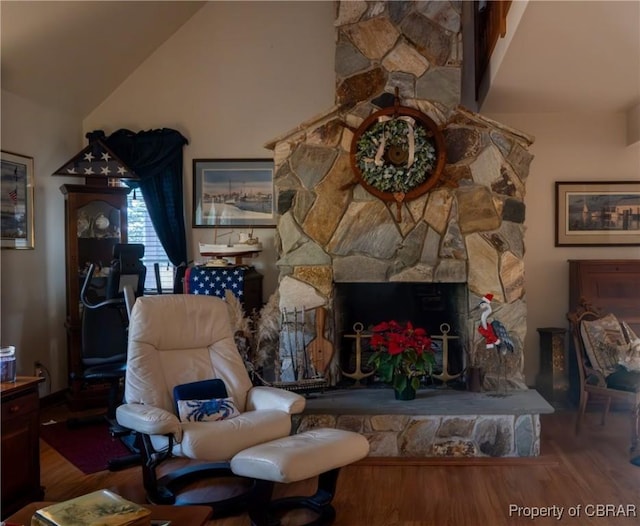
[580,313,627,376]
[177,397,240,422]
[618,321,640,372]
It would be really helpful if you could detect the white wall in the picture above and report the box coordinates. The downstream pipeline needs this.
[486,111,640,384]
[84,1,336,297]
[627,103,640,146]
[0,90,84,393]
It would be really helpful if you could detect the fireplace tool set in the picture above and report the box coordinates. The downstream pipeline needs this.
[270,306,330,393]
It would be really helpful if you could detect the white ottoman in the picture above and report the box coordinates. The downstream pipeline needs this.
[230,428,370,526]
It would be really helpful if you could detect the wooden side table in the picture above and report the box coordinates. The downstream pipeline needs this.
[1,376,45,519]
[536,328,568,405]
[4,502,212,526]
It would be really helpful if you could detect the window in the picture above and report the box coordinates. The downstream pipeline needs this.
[126,191,174,292]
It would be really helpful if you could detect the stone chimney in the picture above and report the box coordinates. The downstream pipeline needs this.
[266,1,534,390]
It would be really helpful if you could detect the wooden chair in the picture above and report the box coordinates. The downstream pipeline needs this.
[567,298,640,461]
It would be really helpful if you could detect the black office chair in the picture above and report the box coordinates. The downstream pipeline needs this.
[68,244,146,470]
[69,244,146,426]
[154,261,188,294]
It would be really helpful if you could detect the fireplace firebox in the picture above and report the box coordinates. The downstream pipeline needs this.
[335,282,468,386]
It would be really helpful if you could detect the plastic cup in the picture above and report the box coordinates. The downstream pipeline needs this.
[0,346,17,383]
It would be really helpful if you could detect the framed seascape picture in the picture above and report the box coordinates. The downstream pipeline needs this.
[555,181,640,246]
[192,159,276,228]
[1,150,34,249]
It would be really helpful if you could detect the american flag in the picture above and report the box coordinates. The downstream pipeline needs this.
[185,266,246,301]
[53,138,134,179]
[7,166,18,203]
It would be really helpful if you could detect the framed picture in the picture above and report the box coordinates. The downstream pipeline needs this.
[555,181,640,246]
[192,159,276,228]
[1,150,34,249]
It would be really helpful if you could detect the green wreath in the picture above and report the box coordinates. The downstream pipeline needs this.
[355,118,437,194]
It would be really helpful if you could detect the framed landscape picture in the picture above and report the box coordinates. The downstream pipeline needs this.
[192,159,276,228]
[555,181,640,246]
[1,150,34,249]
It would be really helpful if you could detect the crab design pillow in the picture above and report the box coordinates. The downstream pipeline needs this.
[173,378,239,422]
[177,397,240,422]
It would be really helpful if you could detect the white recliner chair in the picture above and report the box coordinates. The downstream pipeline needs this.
[115,294,305,515]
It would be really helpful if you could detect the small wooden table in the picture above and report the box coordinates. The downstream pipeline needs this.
[4,502,212,526]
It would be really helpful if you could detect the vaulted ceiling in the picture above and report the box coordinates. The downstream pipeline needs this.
[0,1,206,117]
[1,1,638,118]
[481,0,640,114]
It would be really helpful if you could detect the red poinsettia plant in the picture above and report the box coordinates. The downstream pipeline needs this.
[367,320,435,392]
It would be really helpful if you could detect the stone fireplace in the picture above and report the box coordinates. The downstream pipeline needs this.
[267,1,534,392]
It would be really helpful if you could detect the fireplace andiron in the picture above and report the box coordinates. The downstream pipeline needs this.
[341,322,375,387]
[431,323,461,384]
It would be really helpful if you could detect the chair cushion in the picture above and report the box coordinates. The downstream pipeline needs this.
[81,362,126,381]
[177,397,240,422]
[125,295,254,414]
[230,428,370,483]
[175,409,293,461]
[606,367,640,393]
[580,313,628,376]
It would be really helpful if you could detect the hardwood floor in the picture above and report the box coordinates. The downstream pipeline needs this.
[36,404,640,526]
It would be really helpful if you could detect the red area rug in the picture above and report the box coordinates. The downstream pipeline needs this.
[40,420,132,474]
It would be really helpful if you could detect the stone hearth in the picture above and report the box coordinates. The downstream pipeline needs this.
[293,388,554,457]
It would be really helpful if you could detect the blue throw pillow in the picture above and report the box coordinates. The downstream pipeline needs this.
[173,378,228,417]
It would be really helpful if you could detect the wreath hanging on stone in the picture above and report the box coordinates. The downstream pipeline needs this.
[349,101,446,221]
[356,116,436,193]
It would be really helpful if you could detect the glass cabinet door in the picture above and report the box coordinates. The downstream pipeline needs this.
[60,184,130,410]
[77,200,122,277]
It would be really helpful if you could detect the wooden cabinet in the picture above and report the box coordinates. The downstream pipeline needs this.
[536,327,568,404]
[1,377,45,519]
[569,259,640,333]
[242,267,264,315]
[567,259,640,403]
[60,184,130,410]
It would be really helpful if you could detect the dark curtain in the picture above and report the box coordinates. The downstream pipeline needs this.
[104,129,189,271]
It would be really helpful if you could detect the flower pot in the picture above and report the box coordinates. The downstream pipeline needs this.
[394,381,416,400]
